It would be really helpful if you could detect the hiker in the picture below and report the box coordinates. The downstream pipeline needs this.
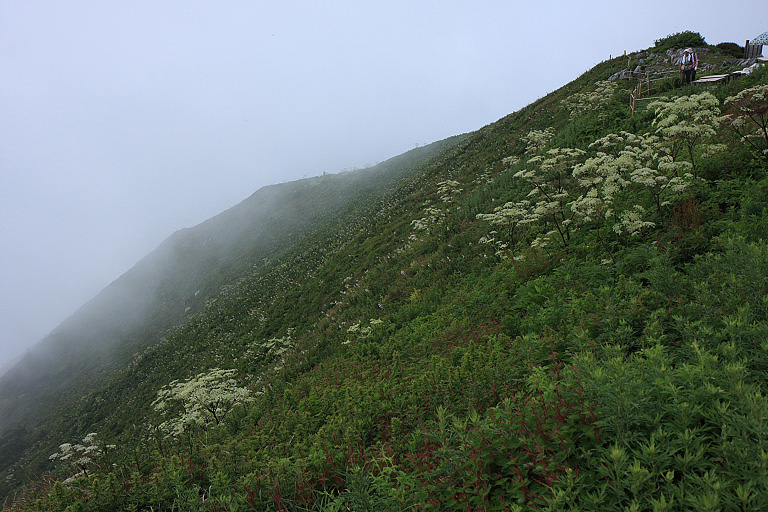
[680,48,698,86]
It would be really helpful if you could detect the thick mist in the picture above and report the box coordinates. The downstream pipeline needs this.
[0,143,455,435]
[1,1,766,372]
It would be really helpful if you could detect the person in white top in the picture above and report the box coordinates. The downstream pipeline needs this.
[680,48,698,86]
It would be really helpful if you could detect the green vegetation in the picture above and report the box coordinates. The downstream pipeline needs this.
[715,42,745,59]
[3,38,768,511]
[654,31,708,51]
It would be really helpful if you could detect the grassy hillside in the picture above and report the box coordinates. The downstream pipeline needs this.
[4,35,768,510]
[0,137,464,499]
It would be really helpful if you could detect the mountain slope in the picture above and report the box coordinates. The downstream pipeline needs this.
[4,35,768,510]
[0,136,464,494]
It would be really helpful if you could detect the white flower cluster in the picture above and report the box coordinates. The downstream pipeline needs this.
[410,205,444,232]
[409,179,463,238]
[516,148,586,248]
[649,92,721,173]
[437,180,463,203]
[343,318,385,345]
[572,131,693,231]
[152,368,254,437]
[476,147,586,256]
[613,205,656,236]
[566,81,618,120]
[49,432,115,483]
[723,84,768,156]
[476,91,719,258]
[521,127,554,155]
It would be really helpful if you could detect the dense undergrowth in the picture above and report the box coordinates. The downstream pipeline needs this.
[4,36,768,511]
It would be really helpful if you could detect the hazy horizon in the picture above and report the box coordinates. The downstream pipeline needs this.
[2,0,767,371]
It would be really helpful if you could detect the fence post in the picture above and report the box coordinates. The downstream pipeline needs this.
[630,88,637,116]
[745,41,763,59]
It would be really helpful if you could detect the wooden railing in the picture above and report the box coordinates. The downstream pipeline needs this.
[629,71,675,115]
[629,78,647,115]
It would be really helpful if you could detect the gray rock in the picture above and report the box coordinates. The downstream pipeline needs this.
[608,69,633,81]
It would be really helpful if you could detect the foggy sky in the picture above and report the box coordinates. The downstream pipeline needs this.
[1,0,766,372]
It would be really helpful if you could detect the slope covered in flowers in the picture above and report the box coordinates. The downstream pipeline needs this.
[5,36,768,511]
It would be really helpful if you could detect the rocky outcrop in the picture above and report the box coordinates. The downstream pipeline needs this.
[665,47,710,65]
[608,69,634,81]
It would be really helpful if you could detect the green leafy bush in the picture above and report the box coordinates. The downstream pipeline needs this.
[654,31,707,51]
[716,41,745,58]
